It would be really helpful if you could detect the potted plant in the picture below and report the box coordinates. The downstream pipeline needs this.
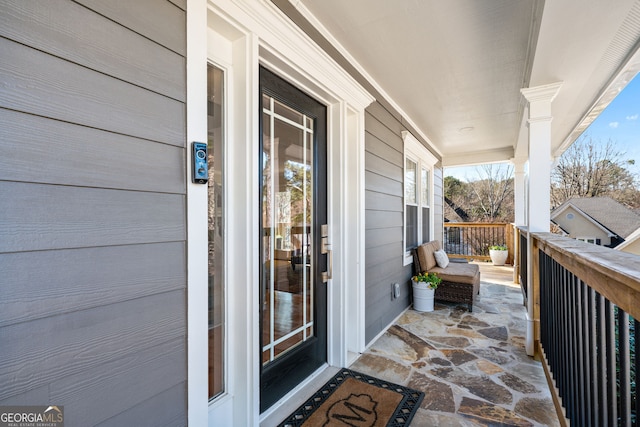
[411,272,442,312]
[489,244,508,266]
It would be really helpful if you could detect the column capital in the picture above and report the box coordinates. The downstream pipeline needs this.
[509,157,527,173]
[521,82,563,103]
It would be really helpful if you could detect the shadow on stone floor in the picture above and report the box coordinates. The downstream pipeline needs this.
[349,282,560,427]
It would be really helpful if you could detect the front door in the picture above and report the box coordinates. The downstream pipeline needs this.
[259,66,328,411]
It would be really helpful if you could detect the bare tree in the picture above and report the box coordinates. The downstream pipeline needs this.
[468,164,514,222]
[445,164,514,223]
[551,136,638,208]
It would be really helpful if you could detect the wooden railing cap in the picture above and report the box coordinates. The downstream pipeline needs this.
[531,232,640,319]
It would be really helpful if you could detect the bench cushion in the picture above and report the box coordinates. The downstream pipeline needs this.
[415,240,440,271]
[429,262,480,286]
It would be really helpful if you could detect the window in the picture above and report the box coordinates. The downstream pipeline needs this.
[208,64,225,400]
[577,237,598,245]
[403,131,437,264]
[405,158,418,251]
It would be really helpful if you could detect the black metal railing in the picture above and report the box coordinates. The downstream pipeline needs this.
[519,230,528,303]
[539,247,638,426]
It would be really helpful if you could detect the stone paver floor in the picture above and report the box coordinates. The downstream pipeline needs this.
[350,271,560,426]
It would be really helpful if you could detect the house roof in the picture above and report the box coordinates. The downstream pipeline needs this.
[551,197,640,239]
[616,226,640,250]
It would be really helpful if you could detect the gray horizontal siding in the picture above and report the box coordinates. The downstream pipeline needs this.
[364,101,443,344]
[365,210,403,229]
[1,182,185,253]
[365,226,404,249]
[0,0,185,101]
[365,151,403,181]
[0,109,185,193]
[0,1,187,424]
[76,0,186,55]
[364,103,413,344]
[51,338,186,426]
[0,291,185,401]
[366,133,404,165]
[96,382,187,427]
[365,171,403,196]
[365,191,403,212]
[168,0,187,10]
[0,243,186,327]
[1,37,185,146]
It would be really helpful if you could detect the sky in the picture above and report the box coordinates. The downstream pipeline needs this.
[445,73,640,181]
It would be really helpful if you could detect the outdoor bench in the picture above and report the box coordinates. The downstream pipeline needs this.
[413,240,480,311]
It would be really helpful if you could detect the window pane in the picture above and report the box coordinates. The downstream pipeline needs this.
[405,159,417,204]
[422,207,430,244]
[421,168,429,206]
[406,205,418,251]
[208,64,225,399]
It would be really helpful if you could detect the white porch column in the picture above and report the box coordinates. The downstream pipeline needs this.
[521,83,562,231]
[511,158,527,284]
[520,82,562,356]
[512,159,527,227]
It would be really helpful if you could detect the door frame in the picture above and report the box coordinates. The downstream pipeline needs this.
[191,1,375,425]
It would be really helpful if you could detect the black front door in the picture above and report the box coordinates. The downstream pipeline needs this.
[259,66,328,411]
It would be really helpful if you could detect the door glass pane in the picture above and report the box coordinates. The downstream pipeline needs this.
[261,96,314,365]
[208,64,224,400]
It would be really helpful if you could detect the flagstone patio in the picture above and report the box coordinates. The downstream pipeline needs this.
[350,263,560,426]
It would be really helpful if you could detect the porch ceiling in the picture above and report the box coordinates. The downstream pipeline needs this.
[284,0,640,166]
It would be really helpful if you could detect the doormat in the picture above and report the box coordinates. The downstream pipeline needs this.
[278,369,424,427]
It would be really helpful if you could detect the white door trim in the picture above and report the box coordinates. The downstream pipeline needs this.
[186,0,209,425]
[192,1,374,424]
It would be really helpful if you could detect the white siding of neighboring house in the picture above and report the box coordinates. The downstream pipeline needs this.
[553,206,612,246]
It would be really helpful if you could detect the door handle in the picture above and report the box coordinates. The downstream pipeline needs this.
[321,224,332,283]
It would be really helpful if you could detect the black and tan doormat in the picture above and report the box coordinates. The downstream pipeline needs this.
[278,369,424,427]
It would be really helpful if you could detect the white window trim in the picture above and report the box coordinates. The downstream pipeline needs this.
[402,131,437,265]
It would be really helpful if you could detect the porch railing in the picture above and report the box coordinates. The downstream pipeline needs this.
[443,222,513,264]
[526,232,639,426]
[516,227,528,304]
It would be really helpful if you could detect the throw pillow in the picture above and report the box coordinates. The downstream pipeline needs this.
[434,249,449,269]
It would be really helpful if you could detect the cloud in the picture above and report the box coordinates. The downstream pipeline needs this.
[626,114,638,120]
[609,121,619,128]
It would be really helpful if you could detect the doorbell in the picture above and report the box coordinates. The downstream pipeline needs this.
[192,142,208,184]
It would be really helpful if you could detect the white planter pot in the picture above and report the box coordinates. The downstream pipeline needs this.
[412,280,436,312]
[489,249,508,266]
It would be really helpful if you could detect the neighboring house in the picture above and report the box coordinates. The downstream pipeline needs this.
[551,197,640,248]
[615,227,640,255]
[2,1,639,426]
